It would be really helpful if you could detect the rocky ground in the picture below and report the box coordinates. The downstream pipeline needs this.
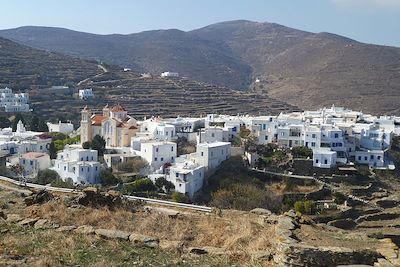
[0,182,398,266]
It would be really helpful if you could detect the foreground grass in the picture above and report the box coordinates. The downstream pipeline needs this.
[0,223,233,267]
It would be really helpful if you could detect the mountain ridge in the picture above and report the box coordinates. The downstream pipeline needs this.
[1,20,399,114]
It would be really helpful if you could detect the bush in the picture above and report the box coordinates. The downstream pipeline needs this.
[82,141,91,149]
[303,200,315,214]
[211,183,281,211]
[123,178,156,194]
[333,192,346,204]
[116,158,148,173]
[37,169,60,185]
[155,177,175,193]
[99,169,120,186]
[172,192,190,203]
[51,178,74,189]
[294,201,305,214]
[292,146,313,158]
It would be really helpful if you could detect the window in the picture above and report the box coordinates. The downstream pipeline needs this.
[265,136,268,140]
[64,166,66,171]
[263,124,266,130]
[176,173,179,178]
[81,157,84,161]
[86,156,89,161]
[334,133,339,138]
[171,146,174,151]
[160,157,164,161]
[154,157,158,161]
[311,142,316,147]
[171,157,174,160]
[364,156,368,161]
[201,152,204,156]
[312,134,316,138]
[370,155,374,160]
[358,156,362,161]
[315,159,319,163]
[156,148,159,152]
[23,159,26,164]
[211,151,213,156]
[165,131,168,136]
[91,156,94,160]
[30,160,33,166]
[211,133,215,138]
[95,166,98,171]
[81,168,84,172]
[324,159,328,164]
[377,156,381,160]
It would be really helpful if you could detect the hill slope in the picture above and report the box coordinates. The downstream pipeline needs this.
[1,21,400,114]
[0,37,100,89]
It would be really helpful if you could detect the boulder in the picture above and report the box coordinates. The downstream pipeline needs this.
[77,188,122,208]
[34,219,59,230]
[144,206,180,218]
[75,225,95,235]
[24,189,54,206]
[18,218,38,227]
[129,233,159,248]
[159,240,184,251]
[56,225,77,232]
[6,214,23,223]
[95,229,130,240]
[250,208,272,216]
[0,210,6,220]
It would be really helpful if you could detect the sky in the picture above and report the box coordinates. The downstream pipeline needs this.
[0,0,399,47]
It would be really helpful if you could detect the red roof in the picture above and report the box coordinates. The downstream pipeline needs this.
[111,105,126,112]
[91,115,106,126]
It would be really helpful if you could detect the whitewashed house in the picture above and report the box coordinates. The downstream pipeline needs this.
[355,150,385,168]
[277,125,304,148]
[47,121,74,135]
[313,149,337,168]
[197,127,229,144]
[138,141,177,171]
[51,147,101,184]
[195,142,231,172]
[167,161,205,198]
[15,152,51,179]
[161,72,179,78]
[0,87,30,112]
[79,89,94,100]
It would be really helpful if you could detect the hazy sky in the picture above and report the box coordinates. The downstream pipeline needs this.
[1,0,399,47]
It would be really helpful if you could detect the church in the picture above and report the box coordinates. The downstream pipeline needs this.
[80,105,138,147]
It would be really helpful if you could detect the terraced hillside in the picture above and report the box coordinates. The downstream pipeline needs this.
[0,37,100,90]
[30,70,299,122]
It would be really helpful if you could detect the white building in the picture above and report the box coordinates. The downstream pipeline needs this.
[79,89,94,100]
[195,142,231,172]
[138,119,176,141]
[197,127,229,144]
[138,141,177,171]
[15,152,51,179]
[47,121,74,135]
[167,161,205,198]
[0,87,30,112]
[161,72,179,78]
[313,149,337,169]
[51,147,101,184]
[355,150,385,168]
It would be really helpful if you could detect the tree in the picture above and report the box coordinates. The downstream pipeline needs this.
[48,141,57,159]
[51,178,74,189]
[82,141,91,149]
[155,177,175,193]
[91,135,106,156]
[99,169,120,186]
[0,116,11,129]
[38,118,49,132]
[10,164,25,184]
[116,158,148,173]
[292,146,313,158]
[37,169,60,185]
[123,178,156,194]
[172,192,190,203]
[30,116,40,132]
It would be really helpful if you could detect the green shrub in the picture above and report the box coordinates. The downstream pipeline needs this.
[51,178,74,189]
[37,169,60,185]
[99,169,120,186]
[294,201,305,214]
[172,192,190,203]
[123,178,156,194]
[303,200,315,214]
[291,146,313,158]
